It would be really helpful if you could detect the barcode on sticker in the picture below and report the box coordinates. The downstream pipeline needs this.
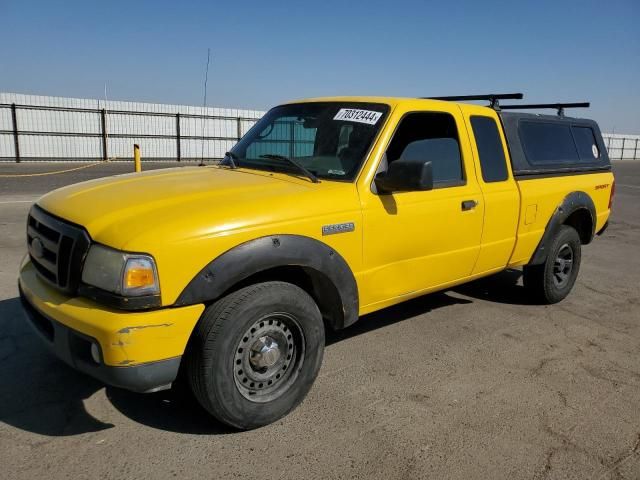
[333,109,382,125]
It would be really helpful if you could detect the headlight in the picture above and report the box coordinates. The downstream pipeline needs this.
[81,244,159,296]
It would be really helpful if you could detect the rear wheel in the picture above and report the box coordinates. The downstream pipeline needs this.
[186,281,324,430]
[523,225,582,304]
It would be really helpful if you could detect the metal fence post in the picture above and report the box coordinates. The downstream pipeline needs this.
[100,109,108,160]
[621,138,625,161]
[11,103,20,163]
[236,117,242,141]
[176,113,181,161]
[634,138,638,161]
[289,121,295,158]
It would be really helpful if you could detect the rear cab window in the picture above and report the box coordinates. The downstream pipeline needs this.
[470,116,509,182]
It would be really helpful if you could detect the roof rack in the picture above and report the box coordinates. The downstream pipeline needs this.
[424,93,524,109]
[498,102,590,117]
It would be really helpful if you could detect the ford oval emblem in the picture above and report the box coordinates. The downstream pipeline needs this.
[31,237,45,258]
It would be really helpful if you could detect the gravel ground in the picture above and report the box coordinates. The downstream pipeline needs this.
[0,160,638,480]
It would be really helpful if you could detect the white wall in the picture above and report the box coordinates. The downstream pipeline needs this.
[0,92,265,161]
[602,133,640,160]
[1,92,638,161]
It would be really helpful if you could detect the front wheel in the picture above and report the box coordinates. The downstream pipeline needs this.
[523,225,582,304]
[186,281,325,430]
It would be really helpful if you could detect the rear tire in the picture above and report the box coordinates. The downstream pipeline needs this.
[523,225,582,304]
[186,281,324,430]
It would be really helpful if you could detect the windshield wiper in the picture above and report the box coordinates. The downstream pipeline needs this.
[222,151,239,169]
[259,154,319,183]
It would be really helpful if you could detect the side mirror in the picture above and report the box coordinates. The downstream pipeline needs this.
[374,160,433,193]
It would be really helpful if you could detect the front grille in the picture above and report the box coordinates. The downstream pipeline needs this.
[27,205,91,294]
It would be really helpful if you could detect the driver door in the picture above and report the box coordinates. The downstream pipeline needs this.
[359,107,484,310]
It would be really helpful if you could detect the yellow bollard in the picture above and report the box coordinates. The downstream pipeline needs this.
[133,144,142,172]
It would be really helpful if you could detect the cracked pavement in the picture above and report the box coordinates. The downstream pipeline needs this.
[0,161,639,479]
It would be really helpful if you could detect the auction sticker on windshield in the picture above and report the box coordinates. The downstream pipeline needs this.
[333,108,382,125]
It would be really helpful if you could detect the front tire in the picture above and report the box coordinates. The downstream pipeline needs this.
[186,281,325,430]
[523,225,582,304]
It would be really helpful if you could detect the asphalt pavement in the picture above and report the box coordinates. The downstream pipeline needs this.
[0,160,639,479]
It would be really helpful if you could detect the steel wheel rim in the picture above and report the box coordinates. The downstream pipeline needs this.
[552,243,574,288]
[233,312,305,403]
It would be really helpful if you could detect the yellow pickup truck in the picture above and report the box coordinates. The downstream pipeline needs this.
[19,94,614,429]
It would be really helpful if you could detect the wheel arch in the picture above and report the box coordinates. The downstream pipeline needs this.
[528,191,596,266]
[175,235,359,330]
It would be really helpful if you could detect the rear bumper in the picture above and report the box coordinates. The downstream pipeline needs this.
[18,259,204,393]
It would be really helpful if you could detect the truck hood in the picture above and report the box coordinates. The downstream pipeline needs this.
[37,166,355,250]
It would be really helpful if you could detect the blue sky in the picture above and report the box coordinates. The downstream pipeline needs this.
[1,0,638,133]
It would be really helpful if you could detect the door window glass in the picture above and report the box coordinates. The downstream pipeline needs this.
[386,112,464,186]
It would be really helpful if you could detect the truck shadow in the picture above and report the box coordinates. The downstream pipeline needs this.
[0,296,231,437]
[0,271,526,437]
[325,290,471,345]
[0,297,115,437]
[452,268,536,305]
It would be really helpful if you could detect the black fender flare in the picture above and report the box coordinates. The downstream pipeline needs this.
[174,235,359,329]
[528,191,596,265]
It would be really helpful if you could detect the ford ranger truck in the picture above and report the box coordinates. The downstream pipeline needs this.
[18,95,614,429]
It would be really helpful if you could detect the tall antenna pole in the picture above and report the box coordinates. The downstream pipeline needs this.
[200,48,211,166]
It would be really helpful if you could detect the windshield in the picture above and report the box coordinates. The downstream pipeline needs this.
[227,102,390,181]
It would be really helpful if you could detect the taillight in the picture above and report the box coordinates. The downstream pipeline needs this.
[609,180,615,209]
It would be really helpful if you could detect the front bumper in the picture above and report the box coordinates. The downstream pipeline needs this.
[19,260,204,393]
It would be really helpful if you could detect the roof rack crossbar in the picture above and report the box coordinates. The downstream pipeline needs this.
[499,102,590,117]
[423,93,524,109]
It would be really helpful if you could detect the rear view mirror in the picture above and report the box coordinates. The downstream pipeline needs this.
[374,137,461,193]
[374,160,433,193]
[256,123,274,139]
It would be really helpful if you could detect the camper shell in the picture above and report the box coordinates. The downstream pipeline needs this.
[499,112,611,178]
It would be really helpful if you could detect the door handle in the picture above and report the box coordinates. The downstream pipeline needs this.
[461,200,478,211]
